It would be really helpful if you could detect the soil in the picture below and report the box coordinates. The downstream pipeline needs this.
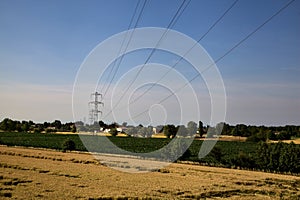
[0,145,299,199]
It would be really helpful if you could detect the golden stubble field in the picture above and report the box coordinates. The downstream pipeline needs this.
[0,145,299,199]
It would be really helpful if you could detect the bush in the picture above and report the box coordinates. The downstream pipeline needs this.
[246,133,266,142]
[45,128,56,133]
[161,139,191,161]
[109,128,118,137]
[62,138,76,151]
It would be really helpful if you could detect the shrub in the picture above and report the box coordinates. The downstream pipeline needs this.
[62,138,76,151]
[109,128,118,137]
[161,139,191,161]
[45,128,56,133]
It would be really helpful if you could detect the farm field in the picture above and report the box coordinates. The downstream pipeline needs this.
[0,132,257,162]
[0,145,299,199]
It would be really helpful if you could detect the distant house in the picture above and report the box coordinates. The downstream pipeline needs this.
[104,129,110,133]
[152,127,157,134]
[117,127,127,133]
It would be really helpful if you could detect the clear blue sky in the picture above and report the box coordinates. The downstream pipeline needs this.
[0,0,299,126]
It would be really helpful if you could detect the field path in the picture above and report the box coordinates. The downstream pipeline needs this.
[0,145,299,199]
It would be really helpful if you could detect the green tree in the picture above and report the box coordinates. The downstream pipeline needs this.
[267,131,276,140]
[109,128,118,137]
[161,139,191,161]
[177,125,188,137]
[206,127,216,138]
[62,138,76,151]
[71,125,76,133]
[0,118,18,131]
[43,121,50,129]
[126,127,138,136]
[98,120,107,129]
[288,142,300,173]
[0,118,9,131]
[21,121,30,132]
[256,141,270,170]
[52,120,62,130]
[234,151,255,169]
[216,122,225,135]
[277,131,291,140]
[210,146,224,163]
[187,121,197,137]
[268,142,284,171]
[163,124,177,138]
[138,127,153,137]
[198,121,204,137]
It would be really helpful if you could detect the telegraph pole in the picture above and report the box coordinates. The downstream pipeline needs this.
[88,92,104,124]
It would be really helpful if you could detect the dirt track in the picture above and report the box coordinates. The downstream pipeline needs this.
[0,145,299,199]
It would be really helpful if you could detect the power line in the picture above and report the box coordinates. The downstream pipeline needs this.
[97,0,142,95]
[103,0,191,119]
[129,0,239,106]
[129,0,296,121]
[99,0,148,98]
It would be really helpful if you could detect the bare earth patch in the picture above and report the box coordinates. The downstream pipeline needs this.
[0,145,299,199]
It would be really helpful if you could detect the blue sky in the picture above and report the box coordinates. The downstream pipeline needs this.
[0,0,299,126]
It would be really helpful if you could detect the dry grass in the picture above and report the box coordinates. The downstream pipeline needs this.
[0,145,299,199]
[269,138,300,144]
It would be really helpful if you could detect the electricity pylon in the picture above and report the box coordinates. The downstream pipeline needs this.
[88,92,103,125]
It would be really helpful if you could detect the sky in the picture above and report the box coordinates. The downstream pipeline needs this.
[0,0,299,126]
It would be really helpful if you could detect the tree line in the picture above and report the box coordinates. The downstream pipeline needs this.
[1,118,300,143]
[218,141,300,174]
[0,118,76,133]
[219,123,300,142]
[95,120,300,142]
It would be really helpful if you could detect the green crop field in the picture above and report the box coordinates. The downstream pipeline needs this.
[1,132,299,174]
[0,132,257,164]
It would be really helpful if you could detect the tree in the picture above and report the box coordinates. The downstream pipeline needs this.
[267,131,276,140]
[34,124,44,133]
[16,123,23,132]
[99,120,107,129]
[277,131,291,140]
[161,139,191,161]
[43,122,50,129]
[198,121,204,137]
[288,142,300,173]
[71,125,76,133]
[220,123,232,135]
[0,118,9,131]
[109,128,118,137]
[234,151,255,169]
[138,127,153,137]
[231,127,240,136]
[209,146,224,163]
[62,138,76,151]
[52,120,62,130]
[206,127,216,138]
[163,124,177,138]
[187,121,197,137]
[21,121,30,132]
[126,127,138,136]
[0,118,18,131]
[108,122,118,129]
[156,125,164,133]
[256,142,269,170]
[216,122,225,135]
[177,125,188,137]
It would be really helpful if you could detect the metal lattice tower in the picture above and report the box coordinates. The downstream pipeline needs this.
[88,92,104,124]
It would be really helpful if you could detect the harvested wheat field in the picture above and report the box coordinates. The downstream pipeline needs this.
[0,145,299,199]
